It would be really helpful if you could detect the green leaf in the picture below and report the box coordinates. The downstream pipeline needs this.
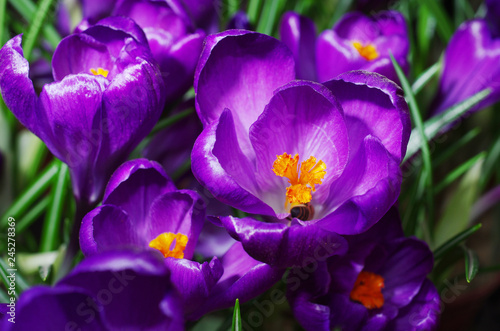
[0,288,8,303]
[435,152,486,193]
[404,88,491,162]
[1,160,59,229]
[40,162,69,252]
[421,0,454,42]
[434,128,480,166]
[480,134,500,189]
[0,0,7,43]
[433,223,482,260]
[16,196,50,234]
[434,157,484,247]
[232,299,242,331]
[9,0,61,51]
[247,0,262,26]
[22,0,58,61]
[412,62,440,95]
[17,131,47,185]
[17,251,58,275]
[256,0,285,36]
[462,245,479,283]
[328,0,354,27]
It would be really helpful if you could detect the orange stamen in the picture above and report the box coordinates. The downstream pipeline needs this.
[90,67,109,78]
[352,41,379,61]
[349,271,385,309]
[149,232,188,259]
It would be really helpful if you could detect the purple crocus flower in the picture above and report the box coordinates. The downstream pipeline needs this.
[431,19,500,116]
[0,250,183,331]
[280,11,409,83]
[287,208,440,331]
[112,0,206,103]
[80,158,283,320]
[192,30,410,267]
[0,17,165,207]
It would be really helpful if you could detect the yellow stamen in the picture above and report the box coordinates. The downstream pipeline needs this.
[272,153,326,205]
[349,271,385,309]
[352,41,379,61]
[90,67,109,78]
[149,232,188,259]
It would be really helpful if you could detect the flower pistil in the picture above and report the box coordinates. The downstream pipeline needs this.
[349,271,385,309]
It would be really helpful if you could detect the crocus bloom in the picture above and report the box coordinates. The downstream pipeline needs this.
[431,19,500,116]
[112,0,206,103]
[0,17,165,206]
[192,30,410,267]
[280,11,409,83]
[80,159,283,319]
[0,250,183,331]
[287,208,440,331]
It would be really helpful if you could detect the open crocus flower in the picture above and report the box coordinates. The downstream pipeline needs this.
[112,0,206,103]
[191,30,410,267]
[287,208,440,331]
[0,250,183,331]
[0,17,165,206]
[280,11,409,83]
[430,19,500,116]
[80,159,283,320]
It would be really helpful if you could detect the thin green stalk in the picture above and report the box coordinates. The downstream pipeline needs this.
[435,152,486,193]
[0,0,7,43]
[421,0,454,42]
[412,62,440,95]
[16,196,50,234]
[391,54,434,233]
[256,0,284,36]
[40,163,69,252]
[150,108,193,136]
[247,0,262,25]
[434,128,480,166]
[0,259,16,298]
[433,224,482,260]
[232,299,242,331]
[1,160,59,229]
[22,0,57,61]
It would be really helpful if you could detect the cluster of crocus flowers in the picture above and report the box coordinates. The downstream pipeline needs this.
[80,159,283,321]
[279,10,409,82]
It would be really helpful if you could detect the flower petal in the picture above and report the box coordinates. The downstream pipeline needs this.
[324,71,410,162]
[280,11,318,81]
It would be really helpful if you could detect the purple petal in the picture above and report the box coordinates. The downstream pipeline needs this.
[103,159,175,223]
[319,135,402,234]
[165,257,223,319]
[220,216,347,267]
[59,250,182,330]
[194,218,236,258]
[80,205,143,256]
[81,0,116,22]
[329,294,369,331]
[1,286,105,331]
[227,11,252,30]
[0,35,38,134]
[191,109,275,215]
[194,30,295,135]
[386,279,440,331]
[324,71,410,162]
[280,11,318,81]
[148,190,205,260]
[432,19,500,116]
[192,242,284,318]
[180,0,219,33]
[249,80,349,210]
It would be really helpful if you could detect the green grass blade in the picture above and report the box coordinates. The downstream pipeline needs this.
[391,53,434,232]
[421,0,454,42]
[404,88,491,162]
[434,128,480,166]
[16,196,50,234]
[150,108,193,136]
[256,0,285,36]
[1,160,59,228]
[462,245,479,283]
[329,0,354,27]
[0,288,8,303]
[21,0,57,60]
[480,134,500,189]
[40,162,69,252]
[247,0,262,26]
[0,0,6,42]
[0,259,17,298]
[232,299,242,331]
[412,62,440,95]
[435,152,486,193]
[433,224,482,260]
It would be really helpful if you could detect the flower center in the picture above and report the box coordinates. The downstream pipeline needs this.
[90,67,109,78]
[352,41,379,61]
[349,271,385,309]
[272,153,326,207]
[149,232,188,259]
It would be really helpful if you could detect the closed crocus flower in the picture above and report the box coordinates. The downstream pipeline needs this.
[431,19,500,116]
[80,159,283,320]
[191,30,410,268]
[112,0,206,103]
[0,17,165,207]
[287,208,440,331]
[280,11,409,83]
[0,250,183,331]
